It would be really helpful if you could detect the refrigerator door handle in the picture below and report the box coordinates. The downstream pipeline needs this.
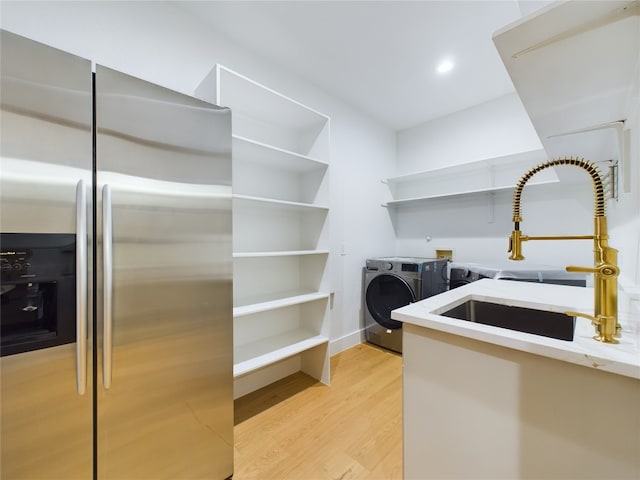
[102,184,113,390]
[76,180,88,395]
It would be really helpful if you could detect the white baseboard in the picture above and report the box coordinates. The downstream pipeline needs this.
[330,329,365,357]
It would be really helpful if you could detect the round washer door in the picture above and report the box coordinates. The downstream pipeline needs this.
[365,274,415,330]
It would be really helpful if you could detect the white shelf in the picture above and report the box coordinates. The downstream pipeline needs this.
[233,249,329,258]
[215,66,329,130]
[234,194,329,212]
[234,291,330,317]
[383,149,561,206]
[234,330,329,378]
[233,135,328,172]
[196,65,330,158]
[197,64,331,394]
[383,178,559,207]
[386,149,546,185]
[493,0,639,178]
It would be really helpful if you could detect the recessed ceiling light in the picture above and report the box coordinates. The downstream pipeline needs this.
[436,59,454,74]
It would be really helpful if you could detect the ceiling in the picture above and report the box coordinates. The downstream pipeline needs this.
[174,1,554,131]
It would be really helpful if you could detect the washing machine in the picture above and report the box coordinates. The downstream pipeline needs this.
[363,257,448,353]
[449,262,587,289]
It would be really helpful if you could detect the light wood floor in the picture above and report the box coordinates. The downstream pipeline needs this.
[234,343,403,480]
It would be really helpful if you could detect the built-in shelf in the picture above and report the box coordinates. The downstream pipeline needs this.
[233,135,328,172]
[234,194,329,212]
[233,250,329,258]
[493,0,639,193]
[234,291,330,317]
[196,64,331,396]
[234,331,329,378]
[216,67,327,132]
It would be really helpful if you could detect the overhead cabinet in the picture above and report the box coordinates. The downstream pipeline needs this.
[493,0,639,193]
[196,65,331,397]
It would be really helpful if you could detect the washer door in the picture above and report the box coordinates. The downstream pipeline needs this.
[366,274,415,330]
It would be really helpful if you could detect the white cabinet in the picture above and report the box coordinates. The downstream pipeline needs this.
[383,149,558,207]
[493,0,639,193]
[196,65,331,397]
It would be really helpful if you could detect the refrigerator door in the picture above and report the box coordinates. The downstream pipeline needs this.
[0,31,94,479]
[95,66,233,479]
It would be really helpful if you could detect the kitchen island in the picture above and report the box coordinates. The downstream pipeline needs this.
[393,279,640,480]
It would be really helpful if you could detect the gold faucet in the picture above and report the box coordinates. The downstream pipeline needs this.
[508,156,620,344]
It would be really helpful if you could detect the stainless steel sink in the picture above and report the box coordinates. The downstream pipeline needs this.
[440,300,576,341]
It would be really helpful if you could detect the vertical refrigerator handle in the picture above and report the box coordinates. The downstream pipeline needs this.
[76,180,88,395]
[102,184,113,390]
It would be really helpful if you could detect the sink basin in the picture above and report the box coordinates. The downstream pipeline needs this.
[440,300,575,341]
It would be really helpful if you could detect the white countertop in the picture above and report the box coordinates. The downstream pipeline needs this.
[392,279,640,380]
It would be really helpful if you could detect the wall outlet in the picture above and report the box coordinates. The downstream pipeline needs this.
[435,249,453,260]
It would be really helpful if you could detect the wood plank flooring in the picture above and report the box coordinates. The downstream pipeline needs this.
[234,343,403,479]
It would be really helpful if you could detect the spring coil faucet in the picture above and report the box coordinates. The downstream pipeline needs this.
[508,156,620,343]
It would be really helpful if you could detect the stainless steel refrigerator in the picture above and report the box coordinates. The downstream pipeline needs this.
[0,30,233,479]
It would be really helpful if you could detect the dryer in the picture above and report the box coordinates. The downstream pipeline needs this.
[363,257,448,353]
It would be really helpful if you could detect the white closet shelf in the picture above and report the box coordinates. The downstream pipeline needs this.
[234,291,330,317]
[198,64,332,393]
[385,149,547,185]
[493,0,639,165]
[234,330,329,378]
[215,66,329,130]
[233,250,329,258]
[233,135,328,172]
[234,194,328,212]
[383,178,559,207]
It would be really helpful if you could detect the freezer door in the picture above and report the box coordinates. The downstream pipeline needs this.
[0,31,93,479]
[95,66,233,479]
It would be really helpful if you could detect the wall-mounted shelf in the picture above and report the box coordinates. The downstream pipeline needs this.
[383,180,558,208]
[196,65,331,397]
[382,149,559,207]
[493,0,639,193]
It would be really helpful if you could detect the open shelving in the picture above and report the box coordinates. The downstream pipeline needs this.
[196,65,331,397]
[382,149,559,207]
[233,330,329,378]
[493,0,638,194]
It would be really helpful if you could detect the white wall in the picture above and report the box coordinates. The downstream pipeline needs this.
[0,0,397,353]
[395,91,640,293]
[394,93,602,273]
[396,93,542,174]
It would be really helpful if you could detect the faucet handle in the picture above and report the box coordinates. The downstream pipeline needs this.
[566,264,619,277]
[565,311,620,344]
[566,265,598,274]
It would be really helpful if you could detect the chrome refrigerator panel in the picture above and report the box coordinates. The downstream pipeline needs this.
[0,31,94,479]
[95,66,233,479]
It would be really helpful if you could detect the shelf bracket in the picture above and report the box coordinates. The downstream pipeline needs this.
[487,192,495,224]
[547,120,626,198]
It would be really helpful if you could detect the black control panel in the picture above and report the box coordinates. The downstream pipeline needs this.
[1,234,74,282]
[1,233,76,356]
[401,263,419,273]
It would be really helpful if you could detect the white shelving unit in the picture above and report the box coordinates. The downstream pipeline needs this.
[196,65,331,398]
[493,0,639,194]
[383,149,559,207]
